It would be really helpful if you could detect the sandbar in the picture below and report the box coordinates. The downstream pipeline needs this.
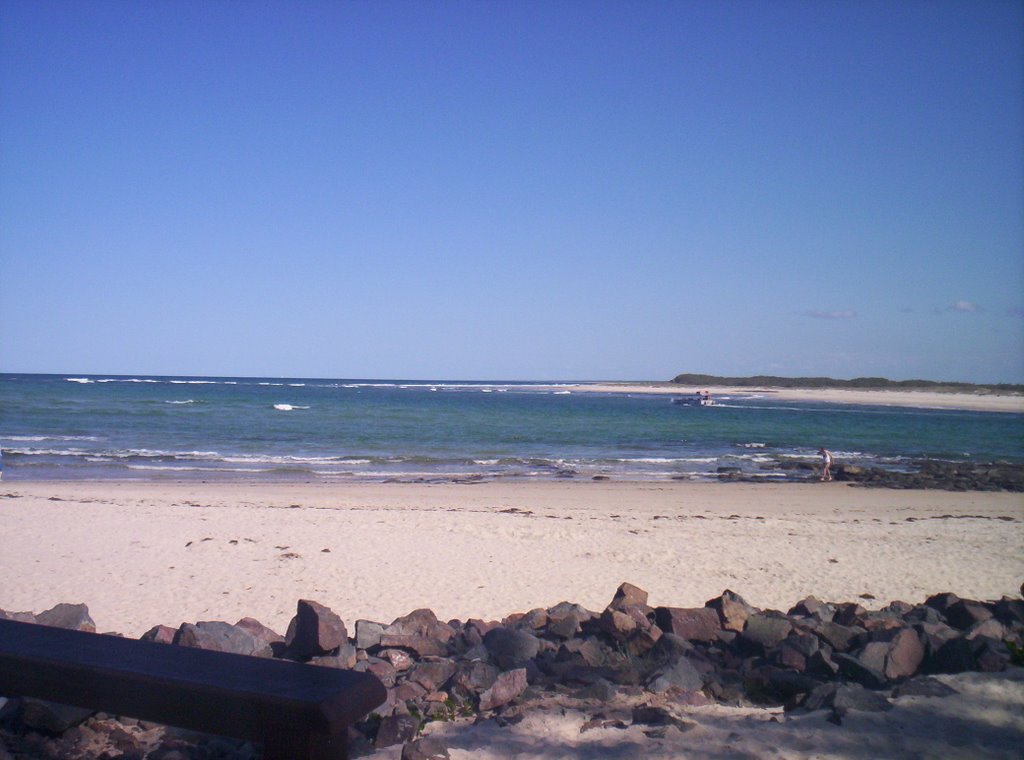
[557,382,1024,413]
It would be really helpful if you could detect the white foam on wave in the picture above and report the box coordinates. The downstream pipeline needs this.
[126,464,276,473]
[65,377,93,384]
[273,404,310,411]
[4,435,100,442]
[164,400,197,405]
[552,391,572,395]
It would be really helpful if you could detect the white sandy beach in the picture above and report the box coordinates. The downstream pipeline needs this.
[559,383,1024,413]
[1,480,1020,637]
[2,479,1022,758]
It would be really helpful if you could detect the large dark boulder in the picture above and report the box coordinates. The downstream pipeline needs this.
[285,599,348,658]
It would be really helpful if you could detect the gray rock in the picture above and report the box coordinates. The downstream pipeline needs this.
[479,668,528,711]
[812,620,862,652]
[483,627,540,666]
[174,621,272,657]
[631,705,696,732]
[893,676,960,698]
[375,714,420,748]
[0,609,36,623]
[964,618,1007,641]
[401,738,450,760]
[285,599,348,657]
[857,641,889,673]
[802,682,892,714]
[740,614,793,653]
[805,649,839,678]
[833,652,887,688]
[356,620,386,650]
[451,661,500,699]
[546,609,582,639]
[21,699,93,733]
[35,603,95,632]
[647,657,703,693]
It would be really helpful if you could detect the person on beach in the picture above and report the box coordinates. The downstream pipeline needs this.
[818,447,833,481]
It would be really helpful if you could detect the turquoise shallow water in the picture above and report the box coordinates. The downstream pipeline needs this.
[1,373,1021,482]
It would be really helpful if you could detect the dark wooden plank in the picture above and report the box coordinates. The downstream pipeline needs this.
[0,619,385,750]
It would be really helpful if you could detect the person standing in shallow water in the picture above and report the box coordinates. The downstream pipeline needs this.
[819,448,833,481]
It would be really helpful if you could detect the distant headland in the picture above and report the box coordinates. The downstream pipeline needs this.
[670,374,1024,394]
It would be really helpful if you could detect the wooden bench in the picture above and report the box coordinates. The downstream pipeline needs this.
[0,619,386,760]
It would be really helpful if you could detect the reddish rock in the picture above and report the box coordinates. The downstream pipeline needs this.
[609,582,650,612]
[235,617,284,643]
[788,596,833,620]
[175,621,272,657]
[285,599,348,657]
[599,609,637,640]
[884,629,924,679]
[386,609,455,643]
[366,658,398,687]
[411,659,458,691]
[705,590,754,632]
[654,607,721,642]
[139,625,177,644]
[379,634,447,658]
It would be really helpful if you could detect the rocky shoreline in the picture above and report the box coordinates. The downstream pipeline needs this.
[714,459,1024,491]
[2,582,1022,759]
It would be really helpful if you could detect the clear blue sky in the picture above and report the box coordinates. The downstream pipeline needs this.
[2,1,1022,382]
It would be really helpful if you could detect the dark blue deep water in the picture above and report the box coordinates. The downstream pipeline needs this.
[1,374,1021,482]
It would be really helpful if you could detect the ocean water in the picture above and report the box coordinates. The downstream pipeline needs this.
[1,373,1022,483]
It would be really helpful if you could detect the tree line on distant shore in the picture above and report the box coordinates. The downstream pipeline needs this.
[670,374,1024,393]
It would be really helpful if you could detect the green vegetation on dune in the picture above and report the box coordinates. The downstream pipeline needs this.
[670,374,1024,394]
